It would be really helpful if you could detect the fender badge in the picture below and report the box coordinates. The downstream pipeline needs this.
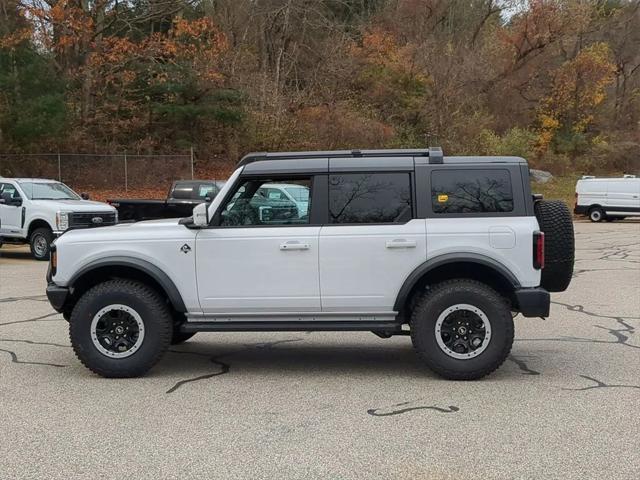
[180,244,191,254]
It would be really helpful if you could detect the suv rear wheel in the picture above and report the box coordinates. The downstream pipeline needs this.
[69,280,172,378]
[410,280,513,380]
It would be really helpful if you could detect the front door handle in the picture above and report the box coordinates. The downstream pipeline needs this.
[386,239,417,249]
[280,241,310,251]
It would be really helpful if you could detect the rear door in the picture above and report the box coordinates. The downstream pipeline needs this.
[319,166,427,314]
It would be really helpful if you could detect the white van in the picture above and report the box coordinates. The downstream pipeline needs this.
[575,175,640,222]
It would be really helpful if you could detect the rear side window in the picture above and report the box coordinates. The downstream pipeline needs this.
[329,173,412,224]
[431,169,513,214]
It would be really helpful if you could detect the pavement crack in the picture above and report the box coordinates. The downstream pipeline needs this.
[0,295,49,303]
[563,375,640,392]
[165,356,230,394]
[367,401,459,417]
[547,302,639,350]
[508,355,541,375]
[0,338,70,348]
[165,338,304,394]
[0,312,61,327]
[0,346,67,368]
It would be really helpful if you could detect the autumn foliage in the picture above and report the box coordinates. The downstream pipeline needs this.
[1,0,639,176]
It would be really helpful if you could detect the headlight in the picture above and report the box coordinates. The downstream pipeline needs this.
[56,211,70,230]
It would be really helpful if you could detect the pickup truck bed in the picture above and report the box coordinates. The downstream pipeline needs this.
[109,180,224,222]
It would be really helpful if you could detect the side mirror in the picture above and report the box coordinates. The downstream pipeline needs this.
[81,192,90,200]
[192,202,209,227]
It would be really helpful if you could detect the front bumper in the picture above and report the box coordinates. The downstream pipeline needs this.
[515,287,550,317]
[46,284,69,313]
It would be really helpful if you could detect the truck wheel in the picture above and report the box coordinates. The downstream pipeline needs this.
[534,200,575,292]
[410,280,513,380]
[588,207,605,222]
[30,227,53,261]
[69,280,172,378]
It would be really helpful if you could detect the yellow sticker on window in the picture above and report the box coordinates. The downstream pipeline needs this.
[437,194,449,203]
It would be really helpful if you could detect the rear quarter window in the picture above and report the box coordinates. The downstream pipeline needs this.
[431,169,513,214]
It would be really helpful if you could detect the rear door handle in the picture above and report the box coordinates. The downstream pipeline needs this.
[280,241,310,251]
[386,239,417,249]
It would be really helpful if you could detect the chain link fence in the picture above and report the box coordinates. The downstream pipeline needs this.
[0,152,194,194]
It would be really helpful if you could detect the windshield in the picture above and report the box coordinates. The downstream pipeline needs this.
[18,181,80,200]
[284,186,309,202]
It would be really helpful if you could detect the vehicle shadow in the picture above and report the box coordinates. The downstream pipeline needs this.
[0,248,34,261]
[161,339,436,379]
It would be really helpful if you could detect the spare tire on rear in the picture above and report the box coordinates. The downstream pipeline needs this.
[534,200,574,292]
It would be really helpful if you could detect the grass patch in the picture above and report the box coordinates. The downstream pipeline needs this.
[531,175,579,208]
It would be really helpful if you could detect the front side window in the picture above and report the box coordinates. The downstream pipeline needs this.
[0,183,20,200]
[328,173,412,224]
[220,178,312,226]
[18,181,79,200]
[431,169,514,214]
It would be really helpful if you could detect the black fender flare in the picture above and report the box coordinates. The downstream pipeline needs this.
[393,253,521,311]
[68,256,187,312]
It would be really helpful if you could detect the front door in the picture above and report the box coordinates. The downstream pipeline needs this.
[0,182,23,236]
[196,176,320,314]
[319,172,427,313]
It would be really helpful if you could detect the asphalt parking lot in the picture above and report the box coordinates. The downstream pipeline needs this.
[1,221,639,480]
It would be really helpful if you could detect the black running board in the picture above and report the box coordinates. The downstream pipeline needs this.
[181,321,402,333]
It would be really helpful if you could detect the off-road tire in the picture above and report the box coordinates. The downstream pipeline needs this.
[69,280,172,378]
[29,227,53,261]
[410,280,514,380]
[534,200,575,292]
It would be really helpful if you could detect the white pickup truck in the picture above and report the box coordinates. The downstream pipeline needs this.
[0,178,117,260]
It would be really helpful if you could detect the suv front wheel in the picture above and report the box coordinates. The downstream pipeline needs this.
[69,280,172,377]
[410,280,514,380]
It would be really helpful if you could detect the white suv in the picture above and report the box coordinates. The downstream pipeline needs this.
[0,178,116,260]
[46,149,575,380]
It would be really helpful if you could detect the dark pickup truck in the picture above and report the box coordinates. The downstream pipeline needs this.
[108,180,226,222]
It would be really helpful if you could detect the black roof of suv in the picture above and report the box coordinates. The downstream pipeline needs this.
[237,148,526,175]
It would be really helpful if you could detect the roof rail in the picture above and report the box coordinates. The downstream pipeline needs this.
[237,147,444,167]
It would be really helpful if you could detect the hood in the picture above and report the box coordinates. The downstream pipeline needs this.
[31,199,116,212]
[57,217,184,244]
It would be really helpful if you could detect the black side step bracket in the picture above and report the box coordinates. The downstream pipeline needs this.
[181,321,402,333]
